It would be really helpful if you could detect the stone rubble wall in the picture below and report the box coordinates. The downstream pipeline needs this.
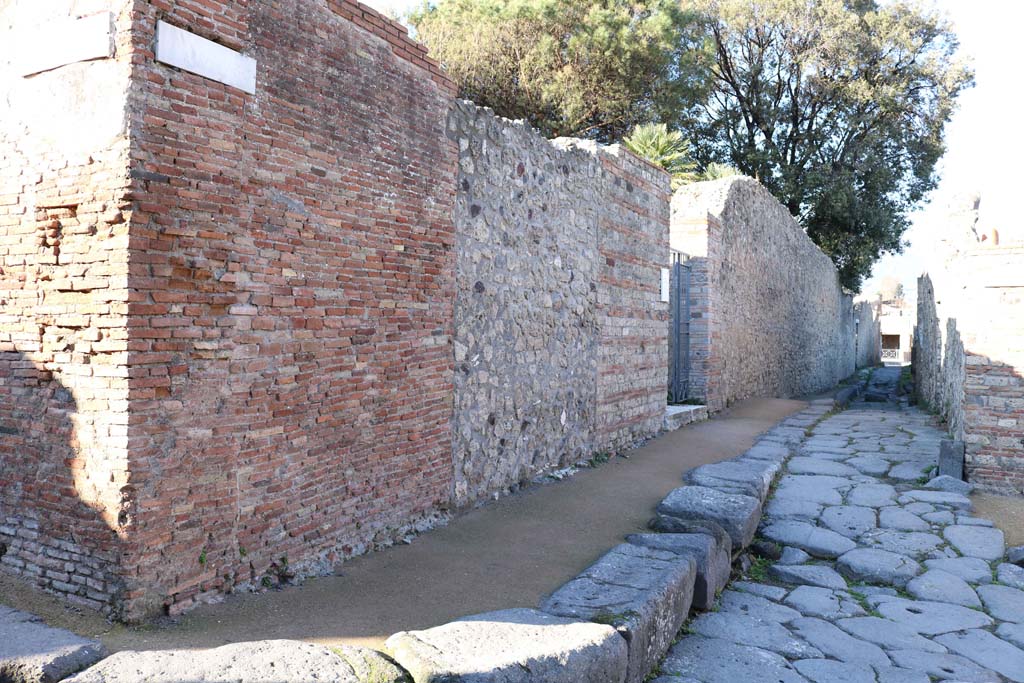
[916,244,1024,492]
[448,102,669,506]
[671,177,856,411]
[0,0,137,616]
[854,300,881,369]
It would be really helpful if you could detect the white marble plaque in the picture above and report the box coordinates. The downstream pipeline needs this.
[661,267,671,303]
[16,12,113,77]
[155,20,256,94]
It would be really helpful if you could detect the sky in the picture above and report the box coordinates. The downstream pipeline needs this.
[364,0,1021,298]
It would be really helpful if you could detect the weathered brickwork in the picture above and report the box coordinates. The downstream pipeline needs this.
[671,178,856,411]
[2,0,459,620]
[0,0,136,615]
[448,103,669,505]
[917,244,1024,492]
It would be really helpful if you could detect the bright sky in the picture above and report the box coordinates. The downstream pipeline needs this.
[364,0,1021,297]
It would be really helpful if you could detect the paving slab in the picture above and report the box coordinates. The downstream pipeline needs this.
[887,649,1001,682]
[820,506,877,538]
[835,616,947,654]
[769,564,848,590]
[385,609,627,683]
[659,635,807,683]
[898,489,972,510]
[690,612,821,659]
[540,543,694,683]
[64,640,385,683]
[847,484,898,508]
[999,562,1024,589]
[906,569,981,607]
[875,598,994,635]
[878,507,929,532]
[0,605,107,683]
[859,529,943,557]
[716,590,801,623]
[977,584,1024,623]
[789,617,891,667]
[626,533,728,610]
[784,586,864,619]
[923,556,994,584]
[657,486,761,549]
[835,548,921,587]
[935,629,1024,682]
[787,458,859,477]
[998,623,1024,650]
[792,659,875,683]
[761,520,857,558]
[731,582,788,601]
[874,665,931,683]
[944,524,1005,561]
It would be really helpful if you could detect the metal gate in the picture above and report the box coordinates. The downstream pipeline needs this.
[668,251,691,404]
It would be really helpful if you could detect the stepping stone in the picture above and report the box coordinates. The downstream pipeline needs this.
[874,666,930,683]
[836,548,921,587]
[924,557,994,584]
[922,510,956,525]
[627,533,730,611]
[690,612,822,659]
[888,461,934,481]
[977,584,1024,624]
[879,507,929,532]
[540,543,695,683]
[787,458,859,477]
[875,598,994,635]
[67,641,397,683]
[998,623,1024,650]
[793,659,875,683]
[926,475,974,495]
[0,605,107,683]
[660,635,806,683]
[847,484,897,507]
[860,530,943,557]
[789,617,891,667]
[821,506,877,538]
[846,456,891,476]
[784,586,864,619]
[998,563,1024,590]
[770,564,848,590]
[657,486,761,549]
[731,582,788,601]
[837,616,947,653]
[888,649,1001,682]
[765,499,823,522]
[906,569,981,607]
[779,547,812,564]
[386,609,626,683]
[717,590,800,623]
[898,490,972,510]
[761,521,857,559]
[684,460,779,499]
[944,525,1005,561]
[936,629,1024,682]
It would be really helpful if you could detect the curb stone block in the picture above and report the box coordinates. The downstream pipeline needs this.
[626,533,730,610]
[657,486,762,550]
[539,543,695,683]
[63,640,383,683]
[683,459,780,500]
[0,605,107,683]
[386,609,627,683]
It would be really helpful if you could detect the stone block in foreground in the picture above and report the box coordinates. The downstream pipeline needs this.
[64,640,392,683]
[657,485,761,549]
[626,532,729,610]
[385,608,626,683]
[540,543,695,683]
[0,605,107,683]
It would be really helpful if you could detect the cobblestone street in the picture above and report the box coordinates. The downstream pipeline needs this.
[656,376,1024,682]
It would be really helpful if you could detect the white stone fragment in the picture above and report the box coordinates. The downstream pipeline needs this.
[155,20,256,94]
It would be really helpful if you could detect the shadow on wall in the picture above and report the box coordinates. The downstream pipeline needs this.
[0,349,125,614]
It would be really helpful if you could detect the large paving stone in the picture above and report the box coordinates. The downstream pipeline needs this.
[659,636,806,683]
[765,498,823,522]
[787,458,859,477]
[924,556,994,584]
[859,530,943,557]
[926,475,974,495]
[689,612,821,659]
[878,507,929,532]
[792,659,875,683]
[936,629,1024,682]
[784,586,864,619]
[385,609,627,683]
[626,533,729,610]
[887,461,934,481]
[789,617,891,667]
[540,543,694,683]
[998,563,1024,590]
[0,605,107,683]
[847,484,897,508]
[716,590,801,623]
[998,623,1024,650]
[1009,545,1024,566]
[684,459,780,499]
[836,616,946,653]
[760,521,857,559]
[874,665,930,683]
[898,489,972,510]
[776,475,853,506]
[845,455,891,476]
[657,486,761,550]
[887,649,1000,682]
[835,548,921,587]
[906,569,980,607]
[731,582,788,601]
[769,564,847,590]
[944,525,1005,561]
[977,584,1024,623]
[820,506,877,538]
[65,640,381,683]
[875,598,994,635]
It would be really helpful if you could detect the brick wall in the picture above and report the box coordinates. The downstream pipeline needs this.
[670,177,856,411]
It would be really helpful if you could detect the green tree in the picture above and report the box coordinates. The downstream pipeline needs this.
[699,162,741,181]
[623,123,697,189]
[410,0,710,142]
[688,0,973,290]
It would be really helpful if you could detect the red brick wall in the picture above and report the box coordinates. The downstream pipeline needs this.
[0,1,136,615]
[116,0,457,618]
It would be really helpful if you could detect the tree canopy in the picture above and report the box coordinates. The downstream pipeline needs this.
[410,0,710,142]
[623,123,698,189]
[688,0,973,289]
